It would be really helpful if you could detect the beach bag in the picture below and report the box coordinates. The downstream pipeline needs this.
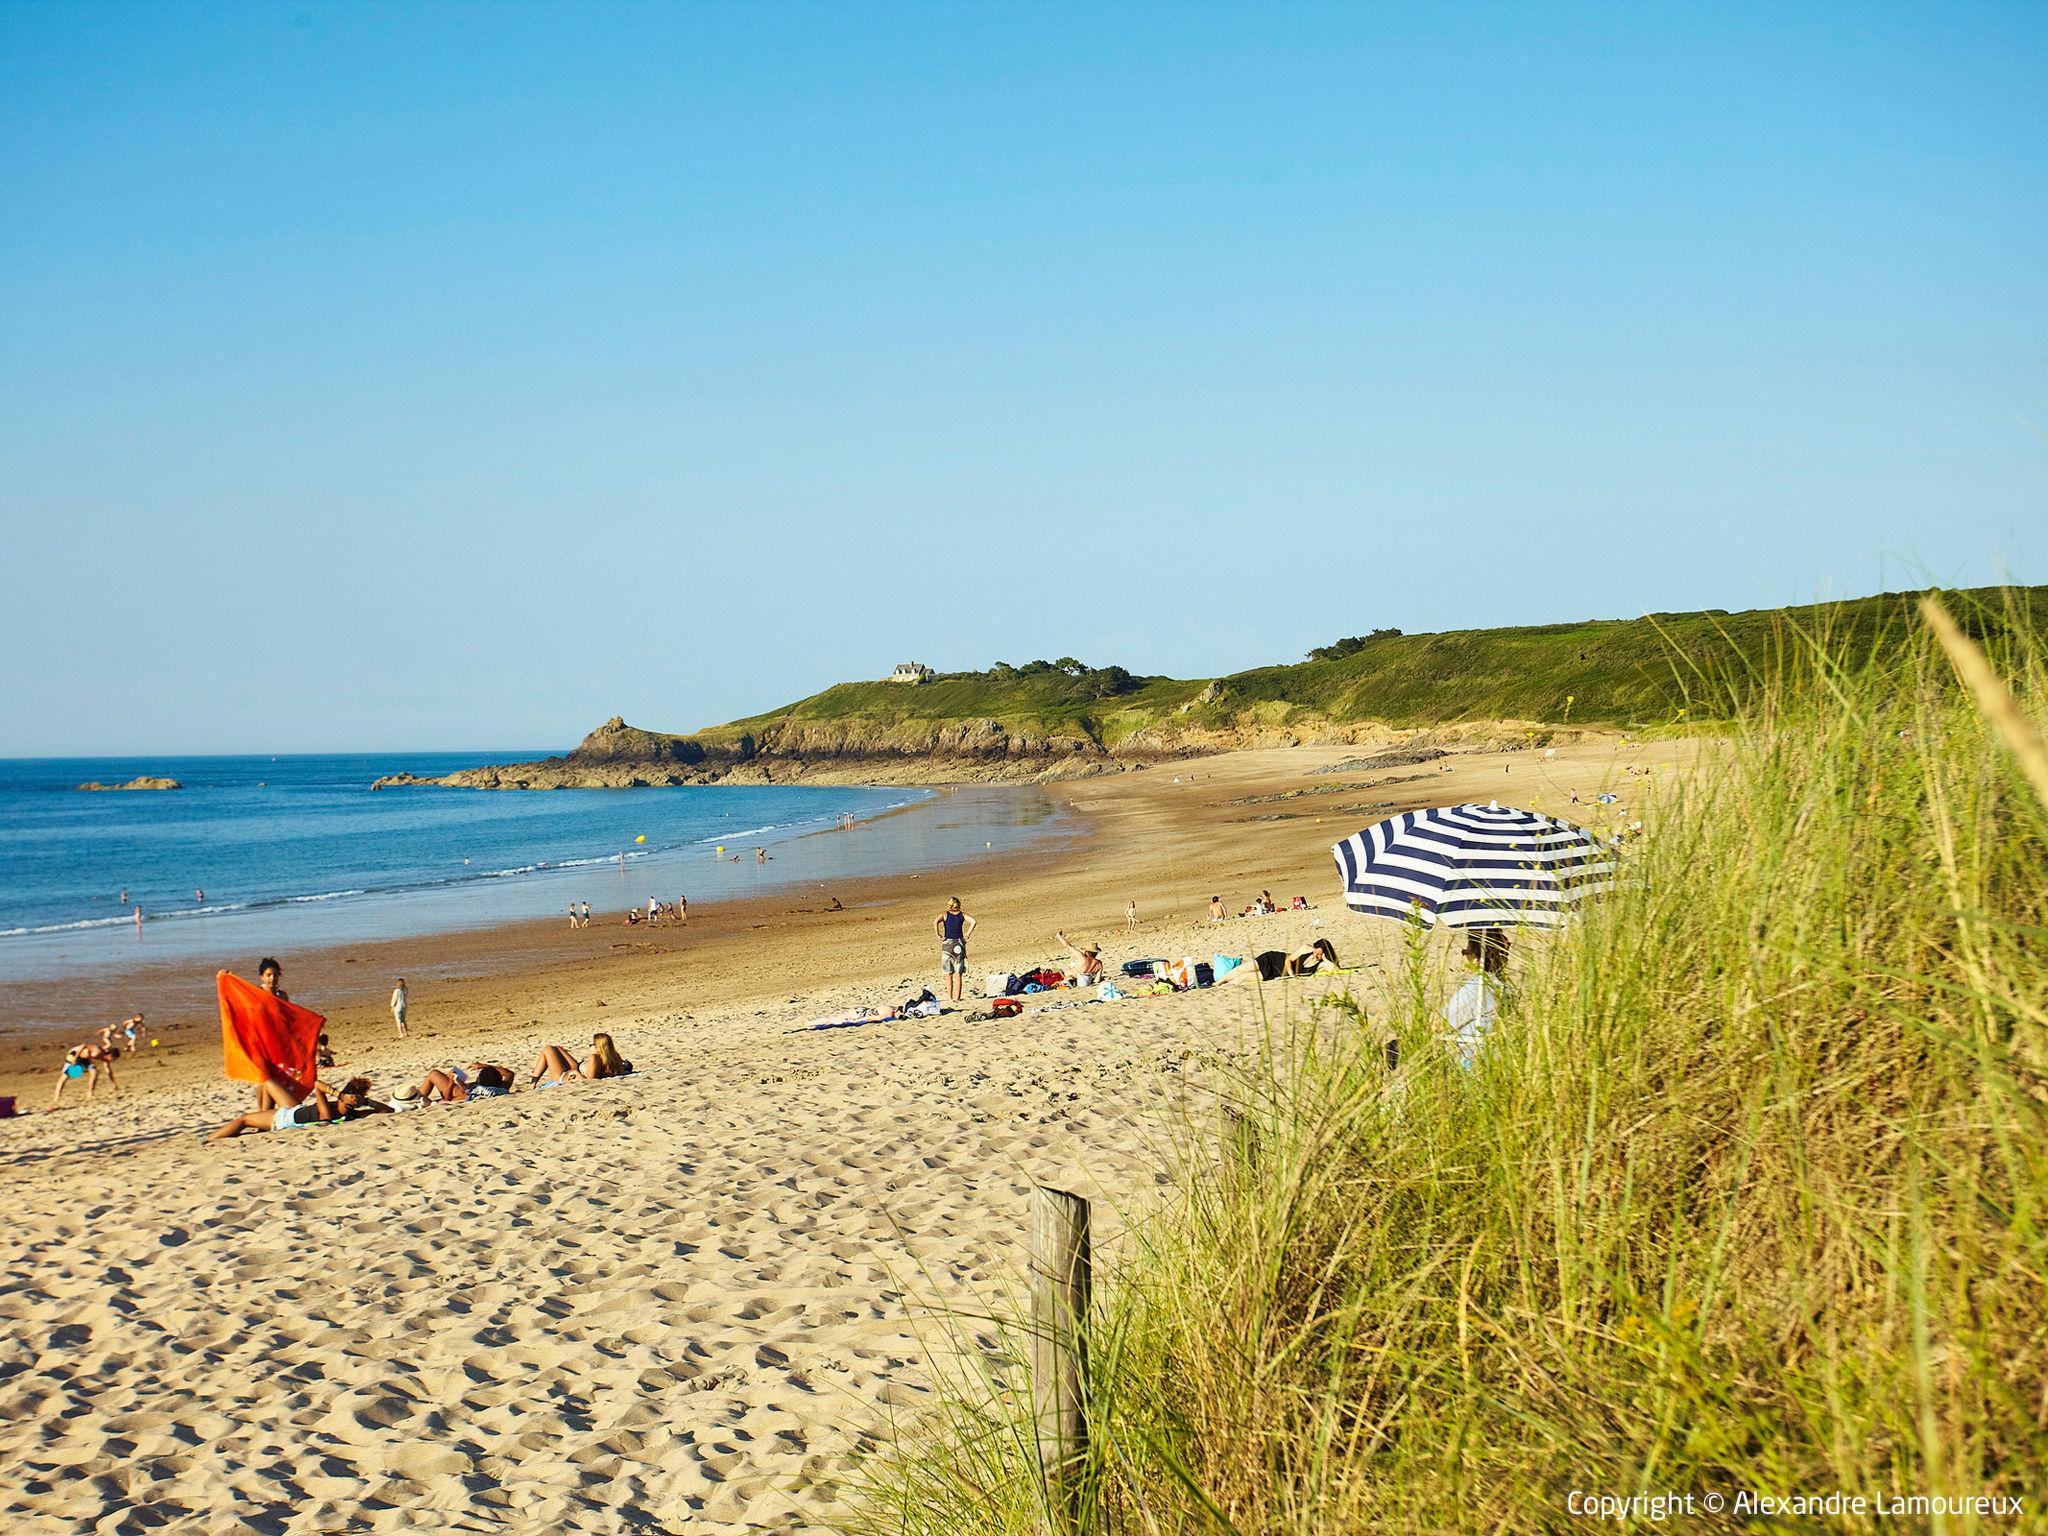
[1194,962,1214,987]
[1166,957,1198,990]
[1122,958,1164,977]
[986,972,1017,996]
[991,997,1023,1017]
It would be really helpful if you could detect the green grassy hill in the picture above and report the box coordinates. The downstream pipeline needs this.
[697,586,2047,749]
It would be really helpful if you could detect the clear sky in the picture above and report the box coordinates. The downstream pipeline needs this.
[2,2,2043,756]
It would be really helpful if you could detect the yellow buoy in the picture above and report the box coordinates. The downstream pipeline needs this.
[635,834,647,844]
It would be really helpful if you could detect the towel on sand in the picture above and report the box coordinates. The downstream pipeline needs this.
[217,970,325,1093]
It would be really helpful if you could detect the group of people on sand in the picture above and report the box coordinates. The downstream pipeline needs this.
[932,890,1510,1064]
[209,1030,635,1139]
[624,896,687,927]
[48,1011,163,1107]
[1208,890,1308,920]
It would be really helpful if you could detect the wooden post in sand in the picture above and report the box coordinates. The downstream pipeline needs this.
[1032,1185,1091,1533]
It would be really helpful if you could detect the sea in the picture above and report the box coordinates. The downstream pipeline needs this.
[0,754,1069,985]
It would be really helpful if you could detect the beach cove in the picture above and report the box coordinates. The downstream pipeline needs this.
[1,737,1695,1533]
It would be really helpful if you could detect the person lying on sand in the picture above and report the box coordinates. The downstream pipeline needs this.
[417,1063,515,1102]
[1055,930,1107,985]
[50,1041,122,1108]
[210,1075,387,1139]
[1220,940,1342,983]
[530,1033,633,1087]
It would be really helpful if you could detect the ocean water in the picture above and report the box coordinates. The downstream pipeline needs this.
[0,754,1067,982]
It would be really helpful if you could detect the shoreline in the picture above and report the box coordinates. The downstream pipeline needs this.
[0,737,1688,1109]
[0,781,1084,1085]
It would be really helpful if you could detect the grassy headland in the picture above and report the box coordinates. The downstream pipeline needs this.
[376,585,2048,788]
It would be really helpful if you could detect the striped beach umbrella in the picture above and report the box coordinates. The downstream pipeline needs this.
[1331,801,1615,930]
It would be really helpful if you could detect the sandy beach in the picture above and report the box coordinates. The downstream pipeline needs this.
[1,737,1693,1533]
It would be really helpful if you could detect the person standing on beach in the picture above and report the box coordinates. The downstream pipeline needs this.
[391,977,409,1039]
[568,904,578,929]
[133,904,142,931]
[934,897,976,1003]
[580,901,591,927]
[1126,899,1138,931]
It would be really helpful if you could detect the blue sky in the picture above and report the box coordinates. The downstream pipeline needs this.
[2,2,2043,755]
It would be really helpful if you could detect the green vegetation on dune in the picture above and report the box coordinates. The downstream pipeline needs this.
[848,593,2048,1534]
[698,587,2048,749]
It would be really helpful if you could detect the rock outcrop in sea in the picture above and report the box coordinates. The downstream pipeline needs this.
[76,776,182,791]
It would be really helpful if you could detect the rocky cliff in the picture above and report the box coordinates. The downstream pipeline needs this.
[77,776,182,791]
[369,714,1567,791]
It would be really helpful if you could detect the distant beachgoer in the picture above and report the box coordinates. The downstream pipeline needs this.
[827,896,844,911]
[195,888,204,904]
[1445,930,1509,1068]
[934,897,977,1003]
[647,896,659,924]
[624,907,640,926]
[133,904,142,931]
[568,904,579,929]
[676,896,686,923]
[1209,896,1225,922]
[391,978,409,1039]
[50,1041,121,1107]
[257,957,289,1002]
[1056,931,1106,985]
[580,901,591,926]
[1126,900,1138,930]
[755,847,767,863]
[119,889,127,905]
[316,1032,336,1068]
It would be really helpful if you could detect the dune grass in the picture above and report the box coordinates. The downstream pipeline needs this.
[846,594,2048,1533]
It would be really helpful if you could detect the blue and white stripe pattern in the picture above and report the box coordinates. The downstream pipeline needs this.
[1331,802,1614,929]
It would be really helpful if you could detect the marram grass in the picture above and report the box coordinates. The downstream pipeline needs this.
[847,595,2048,1535]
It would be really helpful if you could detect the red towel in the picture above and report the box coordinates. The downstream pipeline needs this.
[217,971,324,1093]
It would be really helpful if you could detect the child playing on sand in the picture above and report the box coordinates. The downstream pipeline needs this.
[50,1041,121,1108]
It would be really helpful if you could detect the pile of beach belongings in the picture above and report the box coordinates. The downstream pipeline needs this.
[1102,958,1224,999]
[984,967,1066,996]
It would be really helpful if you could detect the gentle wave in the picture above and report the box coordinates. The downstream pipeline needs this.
[0,795,932,942]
